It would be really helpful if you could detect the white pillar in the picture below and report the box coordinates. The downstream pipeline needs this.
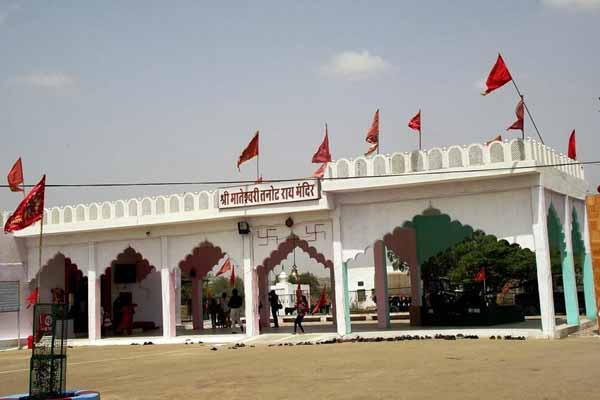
[243,234,259,337]
[531,185,556,337]
[87,242,101,341]
[175,268,182,325]
[332,207,350,336]
[160,237,176,338]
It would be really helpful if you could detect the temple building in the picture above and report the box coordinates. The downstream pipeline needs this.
[0,138,597,345]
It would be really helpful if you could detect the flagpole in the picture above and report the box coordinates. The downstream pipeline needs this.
[419,111,422,151]
[256,154,259,182]
[509,79,544,144]
[37,214,43,303]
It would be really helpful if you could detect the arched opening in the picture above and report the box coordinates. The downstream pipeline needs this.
[32,253,89,338]
[100,247,162,338]
[256,234,335,334]
[351,207,539,331]
[177,241,243,335]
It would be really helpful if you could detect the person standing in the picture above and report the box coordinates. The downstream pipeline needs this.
[268,290,280,328]
[220,292,230,328]
[228,288,244,333]
[294,295,309,334]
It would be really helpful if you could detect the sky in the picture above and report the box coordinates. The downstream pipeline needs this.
[0,0,599,211]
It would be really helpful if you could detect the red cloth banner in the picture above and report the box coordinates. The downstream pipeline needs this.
[229,267,236,286]
[481,54,513,96]
[7,157,24,192]
[312,286,327,314]
[568,129,576,160]
[237,131,259,170]
[4,175,45,233]
[216,257,232,276]
[312,124,332,163]
[312,162,328,179]
[473,267,487,282]
[365,109,379,144]
[26,288,38,309]
[364,142,378,157]
[408,110,421,133]
[506,96,524,131]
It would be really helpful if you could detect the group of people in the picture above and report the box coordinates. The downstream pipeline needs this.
[268,289,309,334]
[207,288,243,333]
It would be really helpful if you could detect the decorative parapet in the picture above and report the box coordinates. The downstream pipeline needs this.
[324,138,583,180]
[0,139,582,231]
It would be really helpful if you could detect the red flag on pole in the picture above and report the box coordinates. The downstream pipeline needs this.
[7,158,24,192]
[237,131,259,170]
[26,288,38,309]
[312,286,327,314]
[312,163,327,179]
[568,129,576,160]
[486,135,503,146]
[4,175,45,233]
[229,267,236,286]
[481,54,513,96]
[473,267,487,282]
[312,124,332,163]
[506,96,524,131]
[365,109,379,156]
[408,110,421,133]
[216,257,232,276]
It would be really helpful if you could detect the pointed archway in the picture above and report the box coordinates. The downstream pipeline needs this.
[178,241,228,331]
[256,234,335,331]
[101,246,161,337]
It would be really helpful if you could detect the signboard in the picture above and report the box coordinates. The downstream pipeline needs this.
[0,281,20,313]
[218,180,321,209]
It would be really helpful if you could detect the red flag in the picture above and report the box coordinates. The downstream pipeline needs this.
[229,267,236,286]
[506,96,524,131]
[364,143,378,157]
[364,109,379,154]
[216,257,232,276]
[568,129,576,160]
[26,288,38,309]
[312,124,332,163]
[473,267,487,282]
[7,158,24,192]
[237,131,259,170]
[4,175,45,233]
[481,54,513,96]
[313,163,327,179]
[486,135,502,146]
[312,286,327,314]
[408,110,421,133]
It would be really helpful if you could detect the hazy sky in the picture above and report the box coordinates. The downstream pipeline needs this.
[1,0,599,210]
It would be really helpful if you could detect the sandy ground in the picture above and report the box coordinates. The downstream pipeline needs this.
[1,337,599,400]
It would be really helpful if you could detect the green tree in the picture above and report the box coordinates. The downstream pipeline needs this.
[421,230,536,293]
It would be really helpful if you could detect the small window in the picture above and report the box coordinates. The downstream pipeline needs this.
[357,289,366,302]
[357,281,364,287]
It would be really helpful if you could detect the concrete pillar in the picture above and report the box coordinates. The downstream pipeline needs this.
[329,267,337,326]
[243,235,260,337]
[87,243,101,341]
[191,276,203,330]
[583,201,598,320]
[531,186,556,337]
[160,237,176,338]
[175,268,182,325]
[562,196,580,326]
[332,208,350,336]
[258,268,270,328]
[373,240,390,329]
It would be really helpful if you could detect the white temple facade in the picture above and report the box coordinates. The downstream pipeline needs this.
[0,138,596,344]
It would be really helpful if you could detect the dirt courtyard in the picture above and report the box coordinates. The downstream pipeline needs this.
[1,337,599,400]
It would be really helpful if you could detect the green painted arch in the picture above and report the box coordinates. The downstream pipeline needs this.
[571,208,585,279]
[548,202,579,325]
[401,207,474,265]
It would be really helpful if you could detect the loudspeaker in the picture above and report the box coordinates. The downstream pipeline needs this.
[238,221,250,235]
